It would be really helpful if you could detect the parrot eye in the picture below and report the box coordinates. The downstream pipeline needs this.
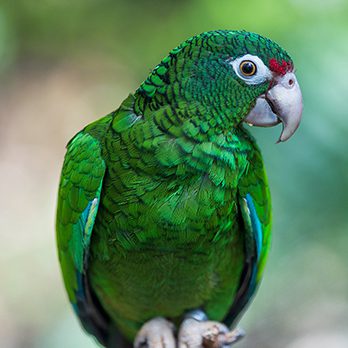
[229,54,272,85]
[239,61,257,76]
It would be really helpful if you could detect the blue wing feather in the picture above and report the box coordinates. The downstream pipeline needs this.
[245,193,263,261]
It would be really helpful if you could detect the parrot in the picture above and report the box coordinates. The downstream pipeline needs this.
[56,30,302,348]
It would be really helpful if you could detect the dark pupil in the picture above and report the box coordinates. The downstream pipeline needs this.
[242,62,255,75]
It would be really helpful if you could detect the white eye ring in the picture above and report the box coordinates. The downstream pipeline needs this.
[229,54,272,85]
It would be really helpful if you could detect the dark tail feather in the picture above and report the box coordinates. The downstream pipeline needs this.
[106,329,133,348]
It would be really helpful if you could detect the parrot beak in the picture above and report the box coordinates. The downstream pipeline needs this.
[244,72,303,142]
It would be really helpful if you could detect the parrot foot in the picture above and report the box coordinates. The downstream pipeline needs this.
[134,317,176,348]
[178,313,244,348]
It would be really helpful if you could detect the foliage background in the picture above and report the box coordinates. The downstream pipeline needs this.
[0,1,347,347]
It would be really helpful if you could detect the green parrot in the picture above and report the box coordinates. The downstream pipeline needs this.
[56,30,302,348]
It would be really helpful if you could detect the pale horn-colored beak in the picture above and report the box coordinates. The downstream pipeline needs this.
[244,72,303,142]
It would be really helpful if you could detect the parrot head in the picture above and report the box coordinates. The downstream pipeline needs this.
[225,32,303,142]
[137,30,303,142]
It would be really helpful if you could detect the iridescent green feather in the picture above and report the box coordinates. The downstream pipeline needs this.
[56,119,111,304]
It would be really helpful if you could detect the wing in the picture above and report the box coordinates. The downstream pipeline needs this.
[224,145,272,327]
[56,131,110,345]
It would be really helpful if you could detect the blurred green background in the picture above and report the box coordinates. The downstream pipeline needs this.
[1,1,347,347]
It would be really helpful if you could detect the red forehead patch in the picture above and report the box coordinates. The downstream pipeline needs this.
[269,58,293,76]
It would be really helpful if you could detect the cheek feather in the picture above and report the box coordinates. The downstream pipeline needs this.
[269,58,293,76]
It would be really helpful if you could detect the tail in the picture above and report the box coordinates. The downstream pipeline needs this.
[106,329,133,348]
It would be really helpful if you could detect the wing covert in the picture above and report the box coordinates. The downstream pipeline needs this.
[224,147,272,327]
[56,131,109,344]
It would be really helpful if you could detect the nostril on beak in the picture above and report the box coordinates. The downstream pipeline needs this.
[277,73,297,89]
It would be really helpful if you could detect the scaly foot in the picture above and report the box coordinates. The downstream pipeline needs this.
[178,311,244,348]
[134,317,176,348]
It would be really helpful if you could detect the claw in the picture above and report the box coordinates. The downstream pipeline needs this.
[203,327,245,348]
[134,317,176,348]
[178,315,244,348]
